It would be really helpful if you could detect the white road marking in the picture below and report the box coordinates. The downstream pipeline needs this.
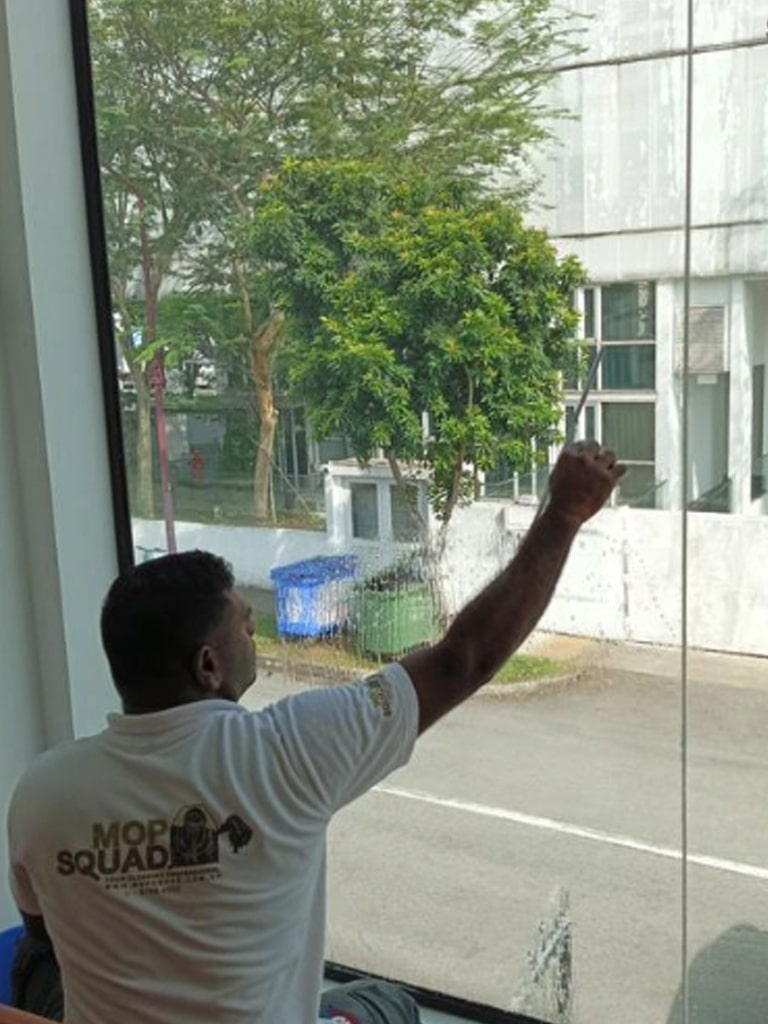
[375,784,768,881]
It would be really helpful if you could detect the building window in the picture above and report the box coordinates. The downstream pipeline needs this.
[752,365,766,501]
[390,484,421,543]
[601,281,656,341]
[565,283,658,507]
[350,482,379,539]
[568,285,657,394]
[603,402,656,507]
[564,401,656,508]
[601,345,656,390]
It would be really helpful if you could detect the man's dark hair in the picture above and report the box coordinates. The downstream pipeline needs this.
[100,550,234,704]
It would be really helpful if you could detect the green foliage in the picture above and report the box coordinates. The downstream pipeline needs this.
[251,158,585,522]
[122,294,246,369]
[101,0,582,195]
[220,409,259,475]
[90,0,584,517]
[90,0,583,306]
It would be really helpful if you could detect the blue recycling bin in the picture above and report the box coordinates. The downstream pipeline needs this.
[270,555,357,638]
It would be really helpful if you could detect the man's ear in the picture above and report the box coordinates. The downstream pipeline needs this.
[191,644,225,693]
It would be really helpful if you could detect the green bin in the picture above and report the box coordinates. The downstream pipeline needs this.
[355,582,437,658]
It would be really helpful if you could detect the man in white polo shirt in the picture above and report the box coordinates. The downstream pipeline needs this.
[7,442,623,1023]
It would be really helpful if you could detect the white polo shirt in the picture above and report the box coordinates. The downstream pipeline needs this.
[8,663,419,1024]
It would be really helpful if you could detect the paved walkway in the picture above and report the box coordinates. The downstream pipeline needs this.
[526,631,768,691]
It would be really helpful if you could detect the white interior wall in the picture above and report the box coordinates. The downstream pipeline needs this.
[0,304,45,928]
[0,0,121,927]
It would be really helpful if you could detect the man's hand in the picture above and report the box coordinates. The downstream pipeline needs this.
[549,441,626,525]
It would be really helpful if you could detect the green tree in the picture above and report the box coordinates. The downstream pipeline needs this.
[90,0,581,521]
[90,1,214,518]
[253,159,584,526]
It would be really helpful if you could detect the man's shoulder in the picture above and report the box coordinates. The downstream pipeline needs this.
[13,733,105,794]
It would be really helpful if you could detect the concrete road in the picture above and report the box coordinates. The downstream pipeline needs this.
[244,661,768,1024]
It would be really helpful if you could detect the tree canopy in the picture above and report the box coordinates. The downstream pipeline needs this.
[88,0,582,522]
[252,159,584,523]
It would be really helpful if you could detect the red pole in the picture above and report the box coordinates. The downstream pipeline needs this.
[149,351,177,553]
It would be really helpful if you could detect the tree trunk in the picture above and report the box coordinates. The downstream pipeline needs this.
[116,306,154,519]
[134,365,154,518]
[249,312,284,522]
[137,200,176,538]
[253,388,277,523]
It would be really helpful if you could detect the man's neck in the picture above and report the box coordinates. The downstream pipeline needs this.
[121,686,214,716]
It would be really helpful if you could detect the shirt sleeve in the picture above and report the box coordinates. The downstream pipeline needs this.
[7,788,42,915]
[8,861,41,916]
[263,662,419,820]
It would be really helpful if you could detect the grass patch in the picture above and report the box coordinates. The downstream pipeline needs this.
[254,611,567,683]
[492,654,565,684]
[255,610,279,641]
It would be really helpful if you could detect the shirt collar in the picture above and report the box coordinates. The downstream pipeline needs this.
[107,699,247,735]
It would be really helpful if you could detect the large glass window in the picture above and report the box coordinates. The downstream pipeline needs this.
[84,0,768,1021]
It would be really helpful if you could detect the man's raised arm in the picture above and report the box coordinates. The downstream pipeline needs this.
[402,442,624,733]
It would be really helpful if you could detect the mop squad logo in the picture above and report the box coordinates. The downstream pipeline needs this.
[364,674,393,718]
[56,804,253,896]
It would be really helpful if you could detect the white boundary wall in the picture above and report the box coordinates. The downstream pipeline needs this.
[441,503,768,657]
[135,503,768,659]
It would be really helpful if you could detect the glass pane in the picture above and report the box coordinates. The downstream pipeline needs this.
[566,404,596,443]
[564,341,597,390]
[687,373,729,511]
[683,28,768,1024]
[584,287,596,339]
[318,435,353,463]
[350,482,379,540]
[565,405,576,441]
[602,282,656,340]
[585,404,596,440]
[87,0,686,1021]
[390,484,421,543]
[602,403,655,461]
[617,464,656,508]
[751,365,765,499]
[602,345,656,390]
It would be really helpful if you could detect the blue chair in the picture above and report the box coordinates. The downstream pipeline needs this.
[0,927,23,1006]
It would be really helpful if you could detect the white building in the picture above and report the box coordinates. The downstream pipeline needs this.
[531,0,768,515]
